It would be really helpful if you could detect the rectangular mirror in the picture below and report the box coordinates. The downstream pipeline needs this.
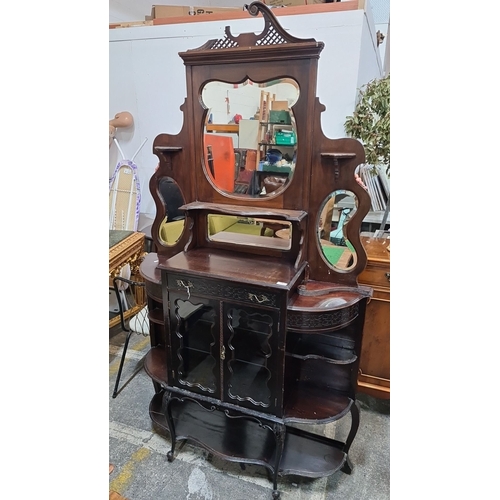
[207,214,292,250]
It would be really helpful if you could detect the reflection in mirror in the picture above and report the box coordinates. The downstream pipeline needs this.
[207,214,291,250]
[318,190,358,270]
[157,177,186,246]
[201,78,299,198]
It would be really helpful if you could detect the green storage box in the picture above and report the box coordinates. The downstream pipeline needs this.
[269,110,291,125]
[274,130,296,146]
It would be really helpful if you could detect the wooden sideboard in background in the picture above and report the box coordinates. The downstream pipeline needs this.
[357,235,390,399]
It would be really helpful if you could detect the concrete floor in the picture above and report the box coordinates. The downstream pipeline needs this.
[109,327,390,500]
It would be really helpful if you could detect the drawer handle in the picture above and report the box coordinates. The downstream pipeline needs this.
[385,272,390,282]
[248,293,270,304]
[176,279,193,299]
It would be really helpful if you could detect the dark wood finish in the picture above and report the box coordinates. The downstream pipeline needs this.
[139,252,167,355]
[357,236,390,399]
[140,3,375,498]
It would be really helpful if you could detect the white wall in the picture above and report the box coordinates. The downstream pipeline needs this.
[109,0,390,70]
[357,6,384,89]
[109,8,382,217]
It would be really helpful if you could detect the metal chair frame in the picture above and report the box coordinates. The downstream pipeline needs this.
[111,276,148,398]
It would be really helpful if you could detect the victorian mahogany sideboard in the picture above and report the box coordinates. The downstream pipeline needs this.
[138,4,377,499]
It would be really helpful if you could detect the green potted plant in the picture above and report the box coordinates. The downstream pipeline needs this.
[344,74,390,232]
[344,74,390,176]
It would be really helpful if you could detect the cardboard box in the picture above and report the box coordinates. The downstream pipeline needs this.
[263,0,329,6]
[263,0,307,7]
[152,5,240,19]
[271,100,289,111]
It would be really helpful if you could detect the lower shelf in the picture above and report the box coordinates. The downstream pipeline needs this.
[280,427,346,478]
[149,390,348,479]
[150,391,278,468]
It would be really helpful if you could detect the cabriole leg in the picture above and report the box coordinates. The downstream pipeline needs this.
[270,423,285,499]
[164,392,176,462]
[341,400,360,474]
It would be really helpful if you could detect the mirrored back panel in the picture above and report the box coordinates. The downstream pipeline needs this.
[207,214,292,251]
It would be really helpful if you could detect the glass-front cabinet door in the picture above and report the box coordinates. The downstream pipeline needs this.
[223,303,279,414]
[169,293,220,398]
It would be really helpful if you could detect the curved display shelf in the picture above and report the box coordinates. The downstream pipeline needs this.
[144,347,168,387]
[149,390,349,480]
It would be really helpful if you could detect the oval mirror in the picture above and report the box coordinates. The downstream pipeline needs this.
[201,78,299,198]
[157,176,185,246]
[318,190,358,271]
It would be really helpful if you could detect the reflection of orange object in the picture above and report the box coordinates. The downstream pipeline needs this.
[245,149,257,171]
[204,134,235,192]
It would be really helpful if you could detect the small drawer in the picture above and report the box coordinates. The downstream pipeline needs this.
[358,264,390,290]
[166,273,279,307]
[168,274,200,292]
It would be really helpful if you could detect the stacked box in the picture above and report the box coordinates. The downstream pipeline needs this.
[275,130,296,146]
[269,110,291,124]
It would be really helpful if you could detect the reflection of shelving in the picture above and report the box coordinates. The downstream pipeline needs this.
[258,91,273,160]
[258,121,296,158]
[205,124,239,133]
